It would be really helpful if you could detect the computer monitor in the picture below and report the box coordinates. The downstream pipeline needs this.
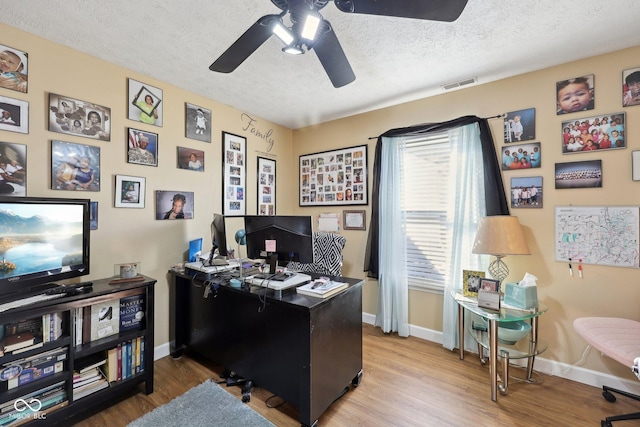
[244,216,313,267]
[211,213,228,257]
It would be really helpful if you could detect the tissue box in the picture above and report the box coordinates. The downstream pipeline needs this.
[504,283,538,309]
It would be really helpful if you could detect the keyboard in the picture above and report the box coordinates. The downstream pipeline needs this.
[0,293,65,313]
[254,272,296,282]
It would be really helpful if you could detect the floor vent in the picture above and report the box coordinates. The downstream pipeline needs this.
[442,77,477,91]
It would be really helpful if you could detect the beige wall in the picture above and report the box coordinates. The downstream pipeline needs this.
[0,23,294,349]
[293,46,640,381]
[5,21,640,383]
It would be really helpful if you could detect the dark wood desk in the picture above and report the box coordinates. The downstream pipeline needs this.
[169,271,364,427]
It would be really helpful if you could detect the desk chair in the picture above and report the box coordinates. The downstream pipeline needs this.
[573,317,640,427]
[287,232,346,277]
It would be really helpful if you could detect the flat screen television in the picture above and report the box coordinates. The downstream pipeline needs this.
[0,196,90,299]
[244,215,313,266]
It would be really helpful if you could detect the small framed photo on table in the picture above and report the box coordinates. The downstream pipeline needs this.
[463,269,485,297]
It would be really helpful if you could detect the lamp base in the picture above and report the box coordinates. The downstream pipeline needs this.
[488,256,509,283]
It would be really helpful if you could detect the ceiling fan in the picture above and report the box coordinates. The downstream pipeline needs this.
[209,0,469,88]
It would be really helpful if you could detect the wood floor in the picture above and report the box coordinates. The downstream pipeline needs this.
[74,323,637,427]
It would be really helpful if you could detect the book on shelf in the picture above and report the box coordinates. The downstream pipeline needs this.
[7,357,65,389]
[296,279,348,298]
[11,341,44,355]
[73,367,102,388]
[72,367,108,400]
[2,332,36,353]
[104,347,118,382]
[120,295,145,332]
[75,352,106,374]
[90,300,120,341]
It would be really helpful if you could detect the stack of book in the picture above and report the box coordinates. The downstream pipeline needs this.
[2,347,67,390]
[296,279,349,298]
[0,381,68,425]
[72,354,109,400]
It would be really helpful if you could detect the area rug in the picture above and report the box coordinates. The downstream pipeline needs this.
[128,380,275,427]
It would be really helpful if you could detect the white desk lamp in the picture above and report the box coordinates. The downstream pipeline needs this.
[472,215,530,283]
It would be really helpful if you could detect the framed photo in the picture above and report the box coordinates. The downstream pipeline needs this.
[343,210,366,230]
[463,269,485,297]
[479,278,500,293]
[51,140,100,191]
[90,201,98,230]
[257,156,276,215]
[0,44,28,93]
[633,151,640,181]
[128,78,163,127]
[222,131,246,216]
[622,67,640,107]
[127,128,158,166]
[501,142,541,170]
[115,175,145,208]
[300,144,368,206]
[185,103,211,142]
[0,96,28,134]
[178,147,204,171]
[556,74,594,115]
[504,108,535,142]
[155,190,194,220]
[555,160,602,189]
[0,141,26,196]
[561,112,625,153]
[510,176,542,209]
[48,93,109,140]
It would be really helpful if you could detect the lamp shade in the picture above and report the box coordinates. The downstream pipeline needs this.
[472,216,530,256]
[234,229,246,246]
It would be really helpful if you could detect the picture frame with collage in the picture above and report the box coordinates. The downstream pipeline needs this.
[222,131,246,216]
[257,156,275,215]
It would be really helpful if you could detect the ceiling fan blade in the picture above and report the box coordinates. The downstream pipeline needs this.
[334,0,469,22]
[210,14,279,73]
[312,20,355,88]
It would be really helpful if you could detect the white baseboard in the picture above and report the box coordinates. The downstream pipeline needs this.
[362,312,640,395]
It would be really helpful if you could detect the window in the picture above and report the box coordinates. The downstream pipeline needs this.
[402,131,450,291]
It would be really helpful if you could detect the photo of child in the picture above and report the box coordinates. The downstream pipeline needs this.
[556,75,594,115]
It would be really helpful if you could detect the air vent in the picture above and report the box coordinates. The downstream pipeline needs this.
[442,77,477,91]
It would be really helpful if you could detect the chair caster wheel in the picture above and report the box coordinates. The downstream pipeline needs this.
[601,420,612,427]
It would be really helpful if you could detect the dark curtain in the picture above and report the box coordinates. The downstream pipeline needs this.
[363,115,509,279]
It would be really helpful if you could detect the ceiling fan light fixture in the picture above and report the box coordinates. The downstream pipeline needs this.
[301,14,321,41]
[272,21,295,46]
[282,45,304,55]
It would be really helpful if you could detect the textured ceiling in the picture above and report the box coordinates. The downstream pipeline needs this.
[2,1,640,129]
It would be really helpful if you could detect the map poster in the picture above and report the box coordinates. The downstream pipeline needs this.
[555,206,640,268]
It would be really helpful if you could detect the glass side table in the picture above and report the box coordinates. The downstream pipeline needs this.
[450,289,548,401]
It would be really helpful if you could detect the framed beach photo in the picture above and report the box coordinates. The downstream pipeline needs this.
[556,74,595,115]
[0,141,26,196]
[156,190,194,220]
[501,142,541,170]
[0,44,28,93]
[115,175,145,208]
[622,67,640,107]
[0,96,28,134]
[561,112,625,153]
[463,269,485,297]
[128,78,163,127]
[222,131,246,216]
[504,108,535,142]
[177,147,205,171]
[257,156,275,215]
[48,93,110,140]
[555,160,602,189]
[511,176,542,209]
[51,140,100,192]
[185,103,211,142]
[127,128,158,166]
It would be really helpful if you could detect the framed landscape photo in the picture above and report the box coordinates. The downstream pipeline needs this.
[177,146,204,171]
[51,140,100,192]
[156,190,194,220]
[504,108,535,142]
[555,160,602,189]
[622,67,640,107]
[501,142,541,170]
[127,128,158,167]
[510,176,542,209]
[0,44,28,93]
[556,74,595,115]
[0,141,26,196]
[0,96,28,134]
[561,112,625,153]
[128,78,163,127]
[48,93,110,140]
[257,156,275,215]
[115,175,145,208]
[300,144,368,206]
[222,131,246,216]
[463,269,485,297]
[185,103,211,142]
